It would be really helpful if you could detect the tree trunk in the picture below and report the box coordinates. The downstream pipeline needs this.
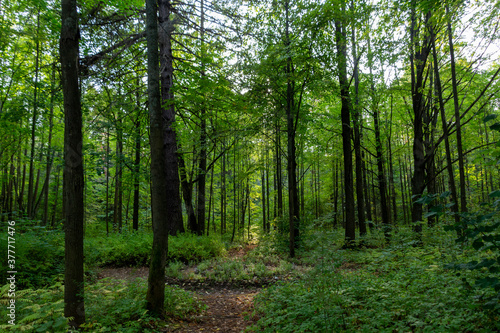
[178,151,197,232]
[43,62,56,225]
[114,117,123,232]
[446,5,467,215]
[195,0,207,236]
[28,10,41,219]
[335,15,356,247]
[285,0,299,257]
[351,11,366,237]
[431,27,460,226]
[410,5,431,235]
[132,114,141,231]
[159,0,184,236]
[60,0,85,326]
[146,0,169,316]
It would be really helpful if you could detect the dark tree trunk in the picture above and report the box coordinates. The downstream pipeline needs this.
[430,27,460,226]
[114,118,123,232]
[196,0,207,236]
[409,5,431,234]
[275,120,283,227]
[159,0,184,235]
[178,151,197,232]
[28,11,41,219]
[132,114,141,231]
[285,0,300,257]
[43,63,56,225]
[335,16,356,247]
[60,0,85,326]
[351,13,366,237]
[446,5,467,215]
[146,0,169,316]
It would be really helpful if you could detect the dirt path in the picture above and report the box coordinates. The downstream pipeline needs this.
[98,244,261,332]
[166,286,258,332]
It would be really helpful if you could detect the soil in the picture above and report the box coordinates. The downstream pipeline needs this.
[97,243,262,332]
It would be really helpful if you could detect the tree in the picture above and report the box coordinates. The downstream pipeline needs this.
[60,0,85,326]
[334,4,356,247]
[145,0,169,316]
[159,0,184,235]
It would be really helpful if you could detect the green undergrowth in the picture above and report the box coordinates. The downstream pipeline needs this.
[86,230,227,267]
[0,226,226,290]
[165,236,306,283]
[0,277,204,332]
[249,224,500,332]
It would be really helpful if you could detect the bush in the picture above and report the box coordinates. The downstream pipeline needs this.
[0,227,64,289]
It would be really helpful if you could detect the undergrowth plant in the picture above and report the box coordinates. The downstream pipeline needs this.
[0,277,204,332]
[250,225,500,332]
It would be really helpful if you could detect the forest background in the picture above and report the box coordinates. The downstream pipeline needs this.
[0,0,500,331]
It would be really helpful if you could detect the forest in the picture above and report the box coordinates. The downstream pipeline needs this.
[0,0,499,331]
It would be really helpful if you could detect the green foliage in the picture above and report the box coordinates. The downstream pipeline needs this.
[444,190,500,314]
[84,278,203,332]
[0,228,64,289]
[85,231,153,267]
[86,231,226,268]
[168,233,227,263]
[250,226,500,332]
[0,282,67,332]
[0,278,203,332]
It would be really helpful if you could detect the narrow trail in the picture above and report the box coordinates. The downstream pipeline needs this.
[98,243,261,332]
[167,286,258,332]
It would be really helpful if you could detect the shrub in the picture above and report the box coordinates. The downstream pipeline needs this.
[0,227,64,289]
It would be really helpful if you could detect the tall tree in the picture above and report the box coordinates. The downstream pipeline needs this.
[60,0,85,326]
[334,6,356,247]
[146,0,169,316]
[409,2,431,232]
[159,0,184,235]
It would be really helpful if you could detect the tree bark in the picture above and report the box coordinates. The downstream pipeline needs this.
[146,0,169,316]
[446,5,467,214]
[60,0,85,326]
[410,4,431,235]
[159,0,184,235]
[335,15,356,247]
[351,7,366,237]
[285,0,300,257]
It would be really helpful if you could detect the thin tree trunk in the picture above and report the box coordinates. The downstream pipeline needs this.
[114,117,123,232]
[43,62,56,225]
[178,151,197,232]
[285,0,299,257]
[431,28,460,227]
[28,11,41,219]
[351,8,366,236]
[446,5,467,214]
[207,163,214,236]
[196,0,207,236]
[132,114,141,231]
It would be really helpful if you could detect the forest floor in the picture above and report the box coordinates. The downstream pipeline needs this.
[98,243,261,332]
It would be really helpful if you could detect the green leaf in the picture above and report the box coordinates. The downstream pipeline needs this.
[489,122,500,131]
[472,238,484,250]
[483,114,497,122]
[488,190,500,198]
